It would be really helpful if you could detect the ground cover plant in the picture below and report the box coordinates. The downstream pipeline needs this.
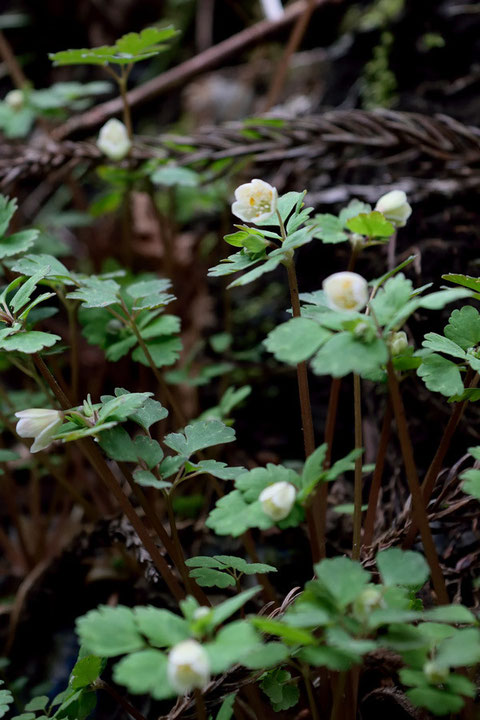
[1,2,480,719]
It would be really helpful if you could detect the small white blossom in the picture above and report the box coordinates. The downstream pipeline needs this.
[232,179,277,224]
[15,408,63,453]
[423,661,449,685]
[97,118,132,161]
[353,588,385,621]
[323,271,368,313]
[375,190,412,228]
[193,606,211,621]
[389,330,409,356]
[259,481,296,521]
[5,89,24,111]
[167,639,210,695]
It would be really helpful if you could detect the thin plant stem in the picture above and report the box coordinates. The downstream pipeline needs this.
[32,353,186,603]
[194,689,207,720]
[329,672,347,720]
[352,373,363,561]
[164,487,211,605]
[301,663,320,720]
[403,370,479,549]
[105,65,133,139]
[362,401,392,549]
[386,361,449,604]
[66,302,79,402]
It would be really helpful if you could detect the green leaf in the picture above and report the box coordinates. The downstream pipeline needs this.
[407,687,464,715]
[0,195,17,235]
[10,254,74,284]
[442,273,480,296]
[377,548,429,588]
[129,397,168,430]
[260,669,300,712]
[151,166,199,187]
[134,606,190,647]
[215,694,237,720]
[131,336,181,368]
[298,645,356,671]
[212,555,276,575]
[345,211,394,238]
[126,279,175,311]
[417,354,464,397]
[436,628,480,668]
[251,617,314,645]
[208,251,260,279]
[208,587,260,629]
[205,621,260,673]
[311,333,388,379]
[0,330,60,353]
[133,436,163,468]
[242,642,289,670]
[311,213,348,244]
[265,317,330,364]
[133,469,171,489]
[113,650,173,699]
[67,276,120,308]
[70,656,103,689]
[76,606,144,657]
[300,444,328,497]
[187,459,245,480]
[227,257,282,289]
[49,26,178,66]
[0,684,14,719]
[422,333,465,359]
[314,557,370,608]
[164,420,235,458]
[24,697,49,712]
[0,229,38,259]
[98,392,151,423]
[206,490,256,536]
[189,567,235,588]
[444,305,480,350]
[461,467,480,500]
[98,426,138,462]
[370,274,413,327]
[423,605,475,624]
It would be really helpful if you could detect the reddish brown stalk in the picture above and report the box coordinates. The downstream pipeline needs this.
[386,361,448,604]
[352,374,363,561]
[362,401,393,549]
[263,0,316,111]
[33,354,185,603]
[94,680,147,720]
[403,370,479,549]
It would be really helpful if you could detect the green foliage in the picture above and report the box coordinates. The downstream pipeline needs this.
[0,682,13,719]
[164,420,235,458]
[345,211,394,238]
[49,27,178,67]
[377,548,429,588]
[310,199,371,244]
[186,555,276,589]
[0,195,38,259]
[260,668,300,712]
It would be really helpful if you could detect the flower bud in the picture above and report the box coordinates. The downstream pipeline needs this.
[323,271,368,313]
[5,89,24,111]
[193,606,211,621]
[259,481,296,521]
[389,330,409,356]
[353,588,385,621]
[375,190,412,228]
[424,661,449,685]
[15,408,63,453]
[97,118,132,161]
[232,179,277,224]
[167,639,210,695]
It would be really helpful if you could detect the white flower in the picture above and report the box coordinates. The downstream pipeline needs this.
[259,481,296,521]
[375,190,412,228]
[167,639,210,695]
[389,330,409,356]
[5,89,24,111]
[232,179,277,224]
[97,118,132,161]
[323,271,368,312]
[424,661,449,685]
[15,408,63,453]
[193,606,211,621]
[353,588,385,621]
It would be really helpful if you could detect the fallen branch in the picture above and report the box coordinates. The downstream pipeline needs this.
[53,0,339,140]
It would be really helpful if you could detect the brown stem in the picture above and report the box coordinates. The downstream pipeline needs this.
[362,401,392,549]
[330,672,347,720]
[117,66,133,139]
[301,664,320,720]
[263,0,315,111]
[0,31,28,88]
[66,301,79,402]
[94,680,147,720]
[386,361,448,604]
[194,689,207,720]
[403,370,479,549]
[32,354,185,603]
[352,374,363,561]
